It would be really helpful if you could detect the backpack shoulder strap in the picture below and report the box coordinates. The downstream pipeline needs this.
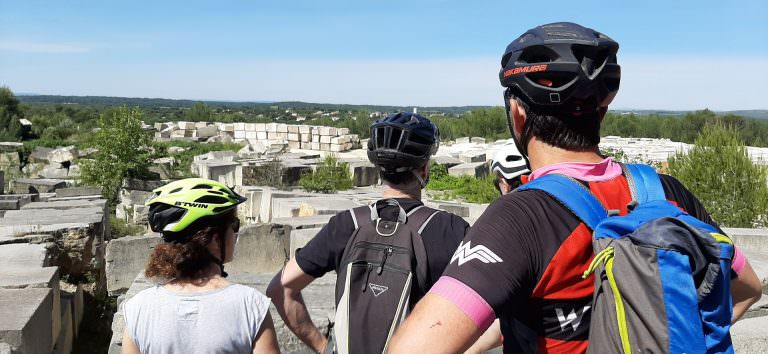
[517,174,607,230]
[622,163,666,203]
[406,205,441,235]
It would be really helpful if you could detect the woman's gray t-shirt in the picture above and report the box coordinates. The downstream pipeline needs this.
[123,284,271,354]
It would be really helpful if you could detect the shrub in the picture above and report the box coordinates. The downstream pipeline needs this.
[668,123,768,227]
[109,215,146,239]
[427,161,499,204]
[299,155,353,193]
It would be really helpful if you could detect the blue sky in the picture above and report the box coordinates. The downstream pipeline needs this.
[1,0,766,110]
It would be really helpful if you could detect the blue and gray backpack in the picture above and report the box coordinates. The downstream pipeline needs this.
[518,163,735,354]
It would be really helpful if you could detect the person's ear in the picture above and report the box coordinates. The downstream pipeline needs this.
[508,98,527,138]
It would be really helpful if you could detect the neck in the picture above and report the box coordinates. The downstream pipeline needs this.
[382,184,421,200]
[526,137,603,171]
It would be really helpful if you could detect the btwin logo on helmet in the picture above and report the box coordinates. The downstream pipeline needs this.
[174,201,209,209]
[503,64,548,78]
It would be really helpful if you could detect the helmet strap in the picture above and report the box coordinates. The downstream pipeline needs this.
[412,169,427,189]
[504,90,532,168]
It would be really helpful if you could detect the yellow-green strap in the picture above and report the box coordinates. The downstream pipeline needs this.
[710,233,733,244]
[606,257,631,354]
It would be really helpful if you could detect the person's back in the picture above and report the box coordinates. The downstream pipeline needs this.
[267,112,469,354]
[388,22,763,354]
[123,284,271,354]
[122,178,280,354]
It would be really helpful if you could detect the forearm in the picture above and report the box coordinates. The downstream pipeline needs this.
[730,259,763,324]
[464,319,502,354]
[389,294,481,353]
[269,283,326,353]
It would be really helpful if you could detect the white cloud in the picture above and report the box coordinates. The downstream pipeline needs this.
[0,41,91,53]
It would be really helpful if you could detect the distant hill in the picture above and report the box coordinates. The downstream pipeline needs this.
[17,95,486,115]
[17,95,768,119]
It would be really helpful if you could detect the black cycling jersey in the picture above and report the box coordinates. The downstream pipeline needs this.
[295,198,471,287]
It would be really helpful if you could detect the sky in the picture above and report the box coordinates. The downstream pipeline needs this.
[1,0,766,110]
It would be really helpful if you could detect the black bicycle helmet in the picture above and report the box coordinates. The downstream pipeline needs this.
[367,112,439,173]
[499,22,620,116]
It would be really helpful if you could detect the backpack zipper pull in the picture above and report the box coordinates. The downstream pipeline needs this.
[377,247,392,275]
[362,264,373,292]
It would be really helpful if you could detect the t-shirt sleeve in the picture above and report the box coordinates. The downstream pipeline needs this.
[250,289,273,340]
[430,193,541,330]
[294,211,356,278]
[660,174,749,275]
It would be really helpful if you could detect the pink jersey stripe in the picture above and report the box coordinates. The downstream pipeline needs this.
[529,157,623,182]
[429,276,496,330]
[732,246,746,275]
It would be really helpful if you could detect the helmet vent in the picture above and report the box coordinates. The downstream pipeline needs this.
[194,195,228,204]
[192,184,213,190]
[518,45,558,64]
[168,187,183,194]
[506,155,523,162]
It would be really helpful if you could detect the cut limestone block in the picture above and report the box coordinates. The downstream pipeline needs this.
[12,178,67,194]
[0,243,51,269]
[105,235,161,296]
[52,293,73,354]
[347,162,379,187]
[455,137,470,144]
[319,136,332,144]
[277,124,288,133]
[448,162,489,178]
[437,203,470,218]
[288,125,299,133]
[0,288,54,354]
[320,143,331,151]
[290,227,322,258]
[299,125,311,134]
[470,137,486,144]
[458,151,486,163]
[432,155,463,169]
[287,133,300,141]
[228,224,291,274]
[55,187,102,198]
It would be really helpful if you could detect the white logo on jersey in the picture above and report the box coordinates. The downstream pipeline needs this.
[450,241,503,266]
[369,283,388,297]
[555,305,591,332]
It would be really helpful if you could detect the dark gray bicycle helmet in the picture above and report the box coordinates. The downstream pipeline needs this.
[499,22,621,117]
[367,112,439,173]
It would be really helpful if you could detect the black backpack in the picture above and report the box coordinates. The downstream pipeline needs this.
[328,199,440,354]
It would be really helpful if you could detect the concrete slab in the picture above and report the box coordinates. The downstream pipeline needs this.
[12,178,67,194]
[105,235,161,296]
[20,199,107,211]
[449,162,489,178]
[0,288,54,354]
[436,203,470,218]
[55,187,102,198]
[53,295,73,354]
[290,227,322,258]
[731,315,768,353]
[272,215,333,229]
[459,151,486,163]
[228,223,291,274]
[725,228,768,253]
[0,243,50,268]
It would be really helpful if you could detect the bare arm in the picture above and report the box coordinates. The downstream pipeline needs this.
[464,319,502,354]
[266,258,327,354]
[252,312,281,354]
[121,329,141,354]
[388,293,483,353]
[731,259,763,323]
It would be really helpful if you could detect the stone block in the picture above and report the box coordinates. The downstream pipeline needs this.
[243,123,257,131]
[348,162,379,187]
[55,187,102,198]
[312,135,320,143]
[319,127,331,136]
[288,141,301,150]
[234,130,246,139]
[300,133,311,143]
[195,160,242,187]
[723,228,768,253]
[0,243,51,268]
[256,131,268,140]
[47,146,78,164]
[455,137,470,144]
[105,234,161,296]
[311,142,320,150]
[338,128,350,135]
[0,288,54,354]
[254,123,266,132]
[277,124,288,133]
[448,162,489,178]
[328,127,337,136]
[299,125,311,134]
[222,123,235,132]
[0,142,23,153]
[459,151,486,163]
[20,199,107,211]
[196,125,218,139]
[288,125,299,133]
[228,224,291,274]
[234,122,246,131]
[320,143,331,151]
[470,137,486,144]
[437,203,470,217]
[287,133,300,141]
[266,123,278,132]
[0,200,18,210]
[245,131,257,140]
[30,147,53,163]
[52,293,73,354]
[289,227,321,257]
[122,179,165,192]
[330,144,344,152]
[177,121,195,130]
[432,155,463,169]
[39,164,72,179]
[12,178,67,194]
[320,136,332,144]
[60,285,83,338]
[272,215,333,230]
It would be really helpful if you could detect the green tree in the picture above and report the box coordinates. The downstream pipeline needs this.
[0,86,25,141]
[187,102,213,122]
[80,107,153,203]
[668,123,768,227]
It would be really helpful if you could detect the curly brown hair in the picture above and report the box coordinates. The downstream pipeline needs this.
[145,210,236,280]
